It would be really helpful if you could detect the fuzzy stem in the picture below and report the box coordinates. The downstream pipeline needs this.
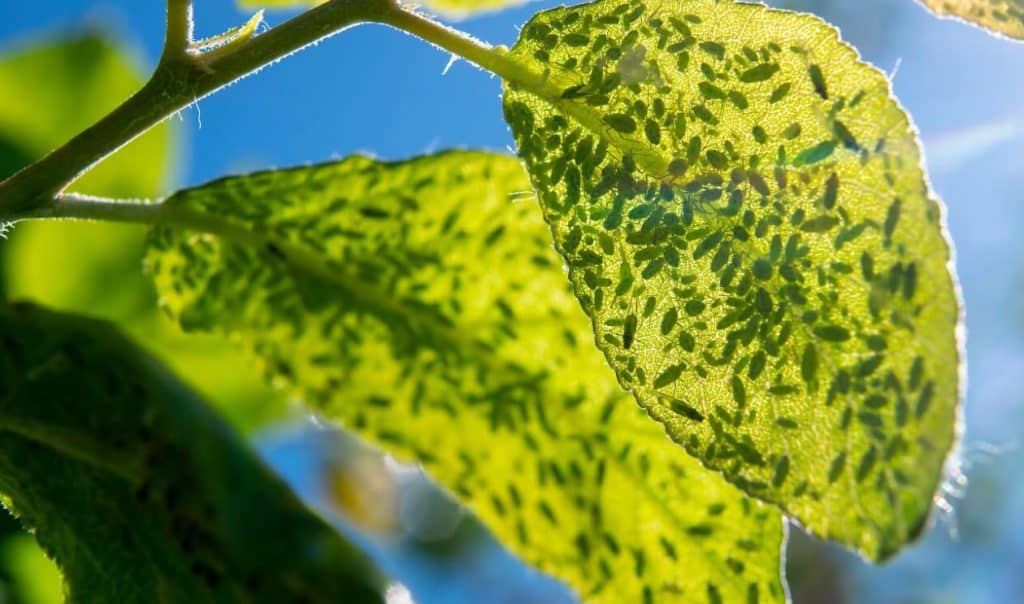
[0,0,390,218]
[163,0,195,59]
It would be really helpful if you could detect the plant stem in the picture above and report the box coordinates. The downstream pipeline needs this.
[0,0,564,223]
[373,6,548,91]
[0,0,389,218]
[163,0,195,60]
[12,194,267,249]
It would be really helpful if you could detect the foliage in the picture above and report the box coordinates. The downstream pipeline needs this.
[0,0,993,600]
[0,303,383,603]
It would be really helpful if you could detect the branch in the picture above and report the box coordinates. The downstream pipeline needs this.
[11,194,165,226]
[376,6,534,87]
[0,0,390,219]
[0,0,528,222]
[10,193,268,249]
[162,0,194,60]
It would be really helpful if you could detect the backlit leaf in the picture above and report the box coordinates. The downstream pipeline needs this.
[146,151,786,603]
[0,303,383,603]
[502,0,960,561]
[919,0,1024,39]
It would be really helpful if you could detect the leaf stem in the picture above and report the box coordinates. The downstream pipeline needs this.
[0,0,390,218]
[12,194,268,249]
[373,5,544,89]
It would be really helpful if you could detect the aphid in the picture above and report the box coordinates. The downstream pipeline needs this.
[856,447,878,482]
[604,113,637,133]
[700,41,726,59]
[622,314,638,349]
[915,381,935,418]
[738,62,779,82]
[769,82,791,103]
[731,375,747,406]
[772,455,790,487]
[860,252,875,280]
[698,81,727,100]
[728,91,749,110]
[644,119,661,144]
[693,104,719,125]
[833,120,861,151]
[660,307,678,335]
[884,198,902,238]
[819,175,835,210]
[653,363,685,388]
[801,344,818,383]
[808,64,828,99]
[828,452,846,482]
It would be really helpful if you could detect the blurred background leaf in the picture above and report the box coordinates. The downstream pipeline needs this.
[0,532,62,604]
[0,303,384,603]
[0,33,284,434]
[0,28,284,604]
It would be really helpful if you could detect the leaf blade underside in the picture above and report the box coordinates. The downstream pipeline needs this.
[501,0,961,561]
[146,151,787,603]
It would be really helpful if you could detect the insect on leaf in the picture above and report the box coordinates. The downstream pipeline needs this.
[146,151,787,603]
[501,0,961,561]
[918,0,1024,40]
[0,303,383,603]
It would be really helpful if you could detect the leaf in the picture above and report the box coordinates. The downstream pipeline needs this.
[0,533,63,604]
[146,151,787,603]
[0,34,282,430]
[0,32,169,309]
[919,0,1024,39]
[0,302,384,603]
[0,34,168,197]
[237,0,527,19]
[501,0,960,561]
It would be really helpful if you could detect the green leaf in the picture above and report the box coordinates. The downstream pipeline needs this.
[0,34,168,197]
[0,533,63,604]
[0,33,170,309]
[0,34,282,431]
[0,302,384,603]
[919,0,1024,39]
[146,151,787,603]
[238,0,527,19]
[501,0,960,561]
